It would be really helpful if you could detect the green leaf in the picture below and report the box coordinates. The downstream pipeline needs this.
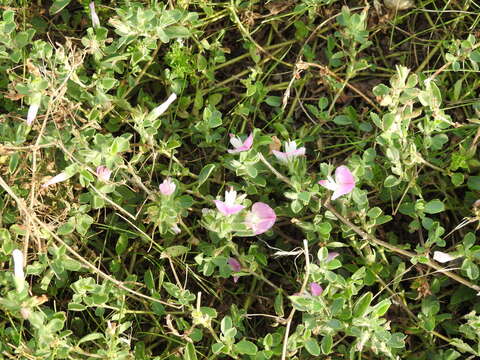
[234,340,258,355]
[274,292,284,317]
[197,164,216,187]
[8,152,19,173]
[144,269,155,291]
[371,299,391,317]
[384,175,400,188]
[57,222,75,235]
[161,245,189,258]
[110,137,130,155]
[305,338,320,356]
[75,214,94,235]
[78,333,103,345]
[333,115,352,125]
[382,113,395,131]
[462,259,479,280]
[353,291,372,317]
[451,173,464,187]
[467,176,480,191]
[115,234,129,255]
[421,296,440,316]
[265,96,281,107]
[50,0,71,14]
[221,316,233,334]
[164,26,191,39]
[424,199,445,214]
[212,343,225,354]
[68,303,87,311]
[184,343,198,360]
[367,207,382,219]
[321,334,333,354]
[469,50,480,63]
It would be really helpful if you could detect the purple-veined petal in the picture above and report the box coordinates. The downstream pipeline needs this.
[310,282,323,296]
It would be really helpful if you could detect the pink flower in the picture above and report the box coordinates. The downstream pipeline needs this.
[41,172,70,188]
[159,178,176,196]
[213,188,245,216]
[310,282,323,296]
[245,202,276,235]
[89,2,100,28]
[318,165,355,200]
[327,252,339,262]
[26,103,39,126]
[272,141,306,163]
[96,166,111,182]
[228,257,241,283]
[228,133,253,154]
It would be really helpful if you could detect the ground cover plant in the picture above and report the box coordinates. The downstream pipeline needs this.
[1,0,480,358]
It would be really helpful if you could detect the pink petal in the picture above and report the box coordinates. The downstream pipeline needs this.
[310,282,323,296]
[228,145,249,154]
[228,257,241,272]
[243,133,254,149]
[288,147,305,157]
[159,178,176,196]
[331,183,355,200]
[213,200,245,216]
[96,166,111,182]
[228,133,254,154]
[319,166,355,200]
[272,150,288,162]
[326,252,339,262]
[335,166,355,188]
[245,202,276,235]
